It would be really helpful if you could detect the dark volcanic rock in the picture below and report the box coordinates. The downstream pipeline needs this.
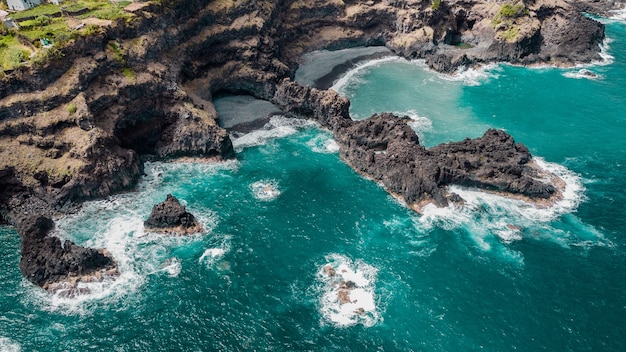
[144,194,203,234]
[334,113,558,209]
[18,216,117,289]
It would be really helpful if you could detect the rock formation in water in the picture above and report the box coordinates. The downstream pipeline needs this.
[144,194,204,234]
[18,216,118,293]
[272,82,560,209]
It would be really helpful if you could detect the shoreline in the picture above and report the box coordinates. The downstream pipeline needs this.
[294,46,394,89]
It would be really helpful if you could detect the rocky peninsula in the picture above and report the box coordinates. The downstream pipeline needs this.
[0,0,620,289]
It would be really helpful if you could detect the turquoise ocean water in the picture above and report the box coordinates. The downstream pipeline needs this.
[1,18,626,352]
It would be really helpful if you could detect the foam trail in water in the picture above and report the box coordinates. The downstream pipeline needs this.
[317,254,380,327]
[417,158,598,255]
[250,179,281,201]
[307,133,340,154]
[230,116,318,152]
[0,337,21,352]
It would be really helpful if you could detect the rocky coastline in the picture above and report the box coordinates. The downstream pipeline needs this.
[0,0,619,290]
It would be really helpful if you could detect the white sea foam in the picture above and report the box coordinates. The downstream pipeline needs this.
[160,257,182,277]
[392,110,433,140]
[306,133,340,154]
[331,56,402,94]
[0,337,21,352]
[418,158,589,252]
[317,254,380,327]
[199,236,231,268]
[230,116,318,152]
[436,63,501,86]
[609,6,626,22]
[250,179,281,201]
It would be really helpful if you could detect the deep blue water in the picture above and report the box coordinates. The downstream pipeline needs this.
[1,18,626,352]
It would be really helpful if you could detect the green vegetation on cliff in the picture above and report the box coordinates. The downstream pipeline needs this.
[1,0,134,72]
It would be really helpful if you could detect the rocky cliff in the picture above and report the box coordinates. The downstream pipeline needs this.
[0,0,615,290]
[0,0,612,224]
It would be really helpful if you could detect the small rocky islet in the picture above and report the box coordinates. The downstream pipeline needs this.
[144,194,204,235]
[0,0,617,290]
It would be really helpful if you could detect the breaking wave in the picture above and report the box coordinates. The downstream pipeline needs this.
[416,158,608,255]
[199,235,231,269]
[392,110,433,140]
[306,133,340,154]
[316,254,380,327]
[436,63,502,86]
[230,116,318,152]
[609,6,626,22]
[562,68,603,80]
[331,56,401,95]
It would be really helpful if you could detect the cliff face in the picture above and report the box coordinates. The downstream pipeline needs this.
[0,0,609,224]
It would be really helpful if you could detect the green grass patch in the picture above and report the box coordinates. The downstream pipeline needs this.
[19,17,73,43]
[0,34,32,70]
[431,0,441,10]
[121,66,135,81]
[499,3,525,18]
[63,3,88,12]
[67,103,77,114]
[76,0,133,21]
[501,27,519,41]
[10,4,61,20]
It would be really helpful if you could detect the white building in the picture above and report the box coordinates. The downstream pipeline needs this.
[6,0,42,11]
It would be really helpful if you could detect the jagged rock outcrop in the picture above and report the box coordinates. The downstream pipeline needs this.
[18,216,118,293]
[144,194,204,235]
[337,115,557,209]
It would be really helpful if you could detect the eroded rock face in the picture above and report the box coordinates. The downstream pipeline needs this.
[144,194,203,234]
[18,216,118,290]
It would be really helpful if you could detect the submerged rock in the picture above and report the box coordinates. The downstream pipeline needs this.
[144,194,204,234]
[18,216,118,293]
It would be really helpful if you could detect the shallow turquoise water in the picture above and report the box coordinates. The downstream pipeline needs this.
[2,20,626,352]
